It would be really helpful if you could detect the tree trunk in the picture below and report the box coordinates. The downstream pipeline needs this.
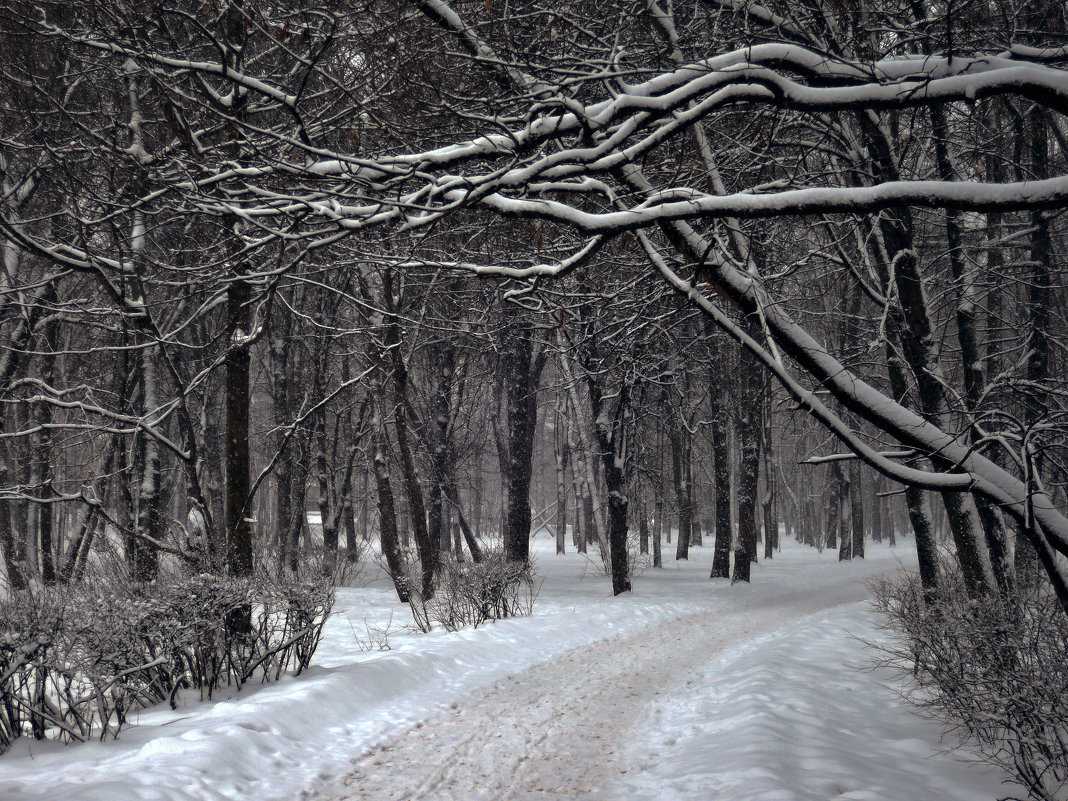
[732,330,762,582]
[689,459,702,548]
[371,402,409,602]
[638,493,649,556]
[930,104,1011,597]
[0,489,26,590]
[444,480,484,563]
[672,432,689,561]
[761,401,778,560]
[870,473,884,544]
[574,498,586,554]
[709,371,732,578]
[584,369,633,596]
[652,500,663,569]
[34,302,59,585]
[427,344,455,566]
[563,371,606,560]
[223,275,253,578]
[1016,108,1054,594]
[554,399,569,555]
[850,461,864,559]
[316,420,339,578]
[380,274,434,599]
[859,117,994,599]
[271,311,297,570]
[501,324,546,564]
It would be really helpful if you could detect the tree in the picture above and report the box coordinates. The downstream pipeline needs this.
[4,0,1068,610]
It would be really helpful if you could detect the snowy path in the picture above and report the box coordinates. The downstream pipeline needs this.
[318,574,944,801]
[0,541,1011,801]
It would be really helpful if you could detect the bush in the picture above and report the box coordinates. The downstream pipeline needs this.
[0,568,333,755]
[871,573,1068,801]
[408,553,537,633]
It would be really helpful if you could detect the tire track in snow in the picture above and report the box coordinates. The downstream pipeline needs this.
[315,573,883,801]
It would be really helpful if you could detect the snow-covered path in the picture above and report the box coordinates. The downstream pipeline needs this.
[319,578,881,801]
[0,539,1012,801]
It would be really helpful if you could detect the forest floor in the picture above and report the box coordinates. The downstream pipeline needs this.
[0,537,1013,801]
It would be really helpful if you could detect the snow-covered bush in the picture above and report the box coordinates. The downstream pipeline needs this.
[0,569,333,755]
[871,573,1068,801]
[260,540,365,587]
[408,553,537,632]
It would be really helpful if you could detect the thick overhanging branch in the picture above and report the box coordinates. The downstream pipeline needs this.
[474,177,1068,230]
[638,231,972,491]
[637,206,1068,561]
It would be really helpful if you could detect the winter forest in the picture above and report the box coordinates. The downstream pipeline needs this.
[1,0,1068,799]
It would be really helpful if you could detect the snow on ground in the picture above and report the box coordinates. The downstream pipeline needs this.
[0,537,1011,801]
[614,602,1008,801]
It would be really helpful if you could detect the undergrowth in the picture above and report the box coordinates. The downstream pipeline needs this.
[408,552,537,632]
[0,567,333,754]
[871,572,1068,801]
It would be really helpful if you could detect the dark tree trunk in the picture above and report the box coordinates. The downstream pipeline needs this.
[652,502,663,568]
[859,118,993,599]
[0,491,26,590]
[287,443,310,572]
[732,330,762,583]
[444,480,484,563]
[689,462,702,547]
[35,306,59,584]
[555,400,569,555]
[672,432,690,561]
[501,324,546,564]
[603,470,631,595]
[1016,108,1053,594]
[131,349,164,583]
[586,374,633,596]
[574,500,586,554]
[762,403,778,559]
[316,421,339,578]
[427,345,455,565]
[850,461,865,559]
[931,104,1012,597]
[371,403,409,602]
[870,473,884,544]
[638,494,649,556]
[270,312,296,570]
[378,273,435,599]
[709,374,732,578]
[224,276,253,578]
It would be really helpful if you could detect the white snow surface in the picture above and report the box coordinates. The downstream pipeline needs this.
[0,538,1011,801]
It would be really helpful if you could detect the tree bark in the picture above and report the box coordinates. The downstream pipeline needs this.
[850,460,864,559]
[380,272,435,599]
[501,323,546,564]
[860,117,995,598]
[371,399,409,602]
[709,354,732,578]
[585,370,633,596]
[34,298,59,585]
[444,480,484,563]
[554,398,569,555]
[672,431,690,561]
[732,325,763,582]
[223,274,253,578]
[931,104,1012,596]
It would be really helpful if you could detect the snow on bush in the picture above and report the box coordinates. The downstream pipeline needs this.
[0,569,333,755]
[871,573,1068,801]
[408,552,537,632]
